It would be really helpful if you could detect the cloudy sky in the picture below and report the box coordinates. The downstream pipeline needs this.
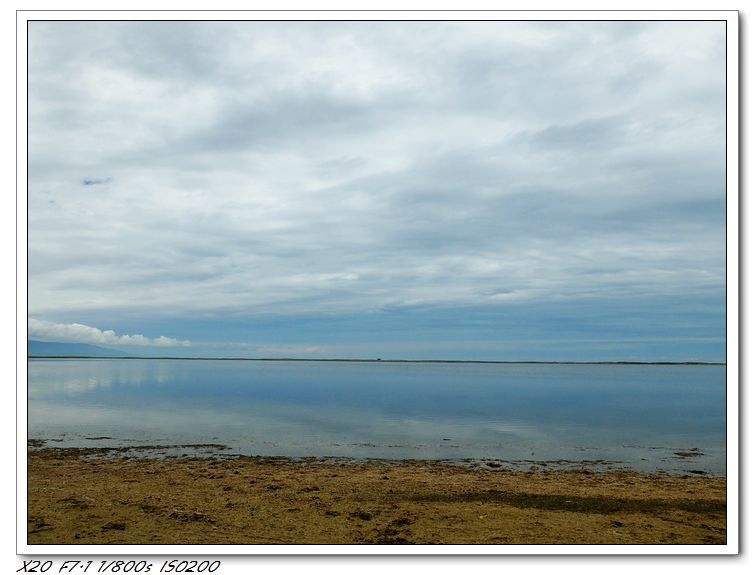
[27,20,726,360]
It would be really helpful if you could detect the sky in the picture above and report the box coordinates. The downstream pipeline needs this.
[26,20,727,361]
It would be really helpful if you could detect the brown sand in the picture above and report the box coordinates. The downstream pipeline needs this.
[27,448,726,545]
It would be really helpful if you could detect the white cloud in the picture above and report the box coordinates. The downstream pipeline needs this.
[28,319,191,347]
[254,345,324,356]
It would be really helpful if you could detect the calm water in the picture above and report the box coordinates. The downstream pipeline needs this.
[27,359,726,474]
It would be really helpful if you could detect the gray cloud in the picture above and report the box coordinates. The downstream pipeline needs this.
[82,177,110,186]
[27,21,725,323]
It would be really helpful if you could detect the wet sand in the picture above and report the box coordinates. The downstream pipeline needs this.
[27,448,726,545]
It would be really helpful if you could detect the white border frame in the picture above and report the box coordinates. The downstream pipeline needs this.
[16,8,740,558]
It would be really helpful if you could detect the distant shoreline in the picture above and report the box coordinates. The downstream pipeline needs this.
[27,355,726,365]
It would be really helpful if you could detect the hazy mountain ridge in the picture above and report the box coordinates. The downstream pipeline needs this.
[28,340,131,357]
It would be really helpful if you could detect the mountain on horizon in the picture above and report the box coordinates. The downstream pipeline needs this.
[27,340,132,357]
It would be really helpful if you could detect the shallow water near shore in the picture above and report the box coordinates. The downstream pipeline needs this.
[27,359,726,474]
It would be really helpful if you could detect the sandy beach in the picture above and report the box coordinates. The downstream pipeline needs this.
[27,446,726,545]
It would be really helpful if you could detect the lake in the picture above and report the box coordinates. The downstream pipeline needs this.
[27,359,726,474]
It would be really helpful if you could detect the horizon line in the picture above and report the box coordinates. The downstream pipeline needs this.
[26,355,726,366]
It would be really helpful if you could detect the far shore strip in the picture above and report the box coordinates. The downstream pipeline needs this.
[27,355,726,365]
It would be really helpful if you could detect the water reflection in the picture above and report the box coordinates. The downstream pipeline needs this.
[27,359,726,473]
[28,359,180,395]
